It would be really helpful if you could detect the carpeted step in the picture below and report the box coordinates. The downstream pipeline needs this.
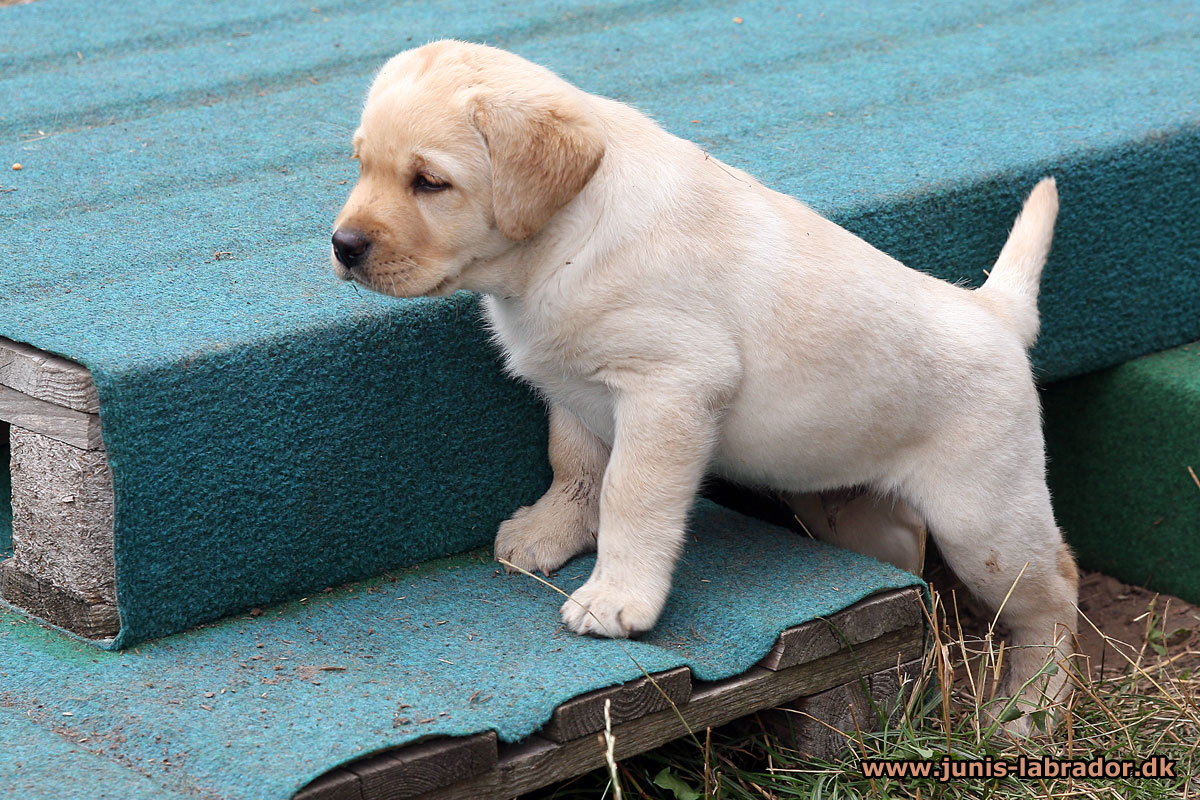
[0,501,925,800]
[1,0,1197,646]
[1044,341,1200,604]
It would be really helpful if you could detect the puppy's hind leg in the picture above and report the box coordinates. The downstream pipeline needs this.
[495,403,608,575]
[906,460,1078,735]
[784,489,927,575]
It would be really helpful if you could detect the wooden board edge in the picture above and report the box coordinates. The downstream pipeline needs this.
[292,768,364,800]
[540,666,692,743]
[343,731,498,800]
[0,337,99,414]
[0,386,103,450]
[758,586,924,671]
[0,559,120,639]
[758,654,927,760]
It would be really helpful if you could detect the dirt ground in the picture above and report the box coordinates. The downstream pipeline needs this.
[932,560,1200,679]
[1073,569,1200,675]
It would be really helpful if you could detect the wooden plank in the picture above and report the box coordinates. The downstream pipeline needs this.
[0,337,98,414]
[0,559,120,640]
[684,625,923,726]
[540,666,692,743]
[869,656,926,729]
[3,425,117,638]
[0,384,102,450]
[761,655,925,760]
[345,732,497,800]
[766,675,871,760]
[420,622,925,800]
[758,587,924,671]
[292,768,365,800]
[8,425,115,598]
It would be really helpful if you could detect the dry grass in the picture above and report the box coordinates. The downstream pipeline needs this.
[531,584,1200,799]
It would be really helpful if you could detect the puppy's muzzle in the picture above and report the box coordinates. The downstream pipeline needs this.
[332,228,371,271]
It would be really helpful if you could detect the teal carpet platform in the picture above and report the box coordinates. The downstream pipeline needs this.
[2,0,1193,795]
[0,502,923,800]
[2,0,1198,646]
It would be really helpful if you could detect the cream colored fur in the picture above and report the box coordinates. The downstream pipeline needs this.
[333,40,1078,734]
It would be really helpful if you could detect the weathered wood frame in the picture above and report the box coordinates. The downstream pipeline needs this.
[0,337,118,639]
[293,587,926,800]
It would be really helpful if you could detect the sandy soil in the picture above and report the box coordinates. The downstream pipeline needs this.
[1073,570,1200,675]
[930,559,1200,680]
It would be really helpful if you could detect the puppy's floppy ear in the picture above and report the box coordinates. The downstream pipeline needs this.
[471,90,605,241]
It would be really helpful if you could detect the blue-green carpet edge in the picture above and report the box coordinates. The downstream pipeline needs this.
[0,501,925,800]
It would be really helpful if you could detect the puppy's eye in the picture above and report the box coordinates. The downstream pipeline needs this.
[413,173,450,193]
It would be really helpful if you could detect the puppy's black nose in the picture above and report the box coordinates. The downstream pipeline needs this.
[332,228,371,270]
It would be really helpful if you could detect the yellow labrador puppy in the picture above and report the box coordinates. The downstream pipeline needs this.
[332,41,1077,732]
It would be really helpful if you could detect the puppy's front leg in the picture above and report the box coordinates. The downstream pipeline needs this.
[561,388,718,638]
[496,403,609,575]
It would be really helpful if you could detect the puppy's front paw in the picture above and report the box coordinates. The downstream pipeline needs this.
[495,497,596,576]
[561,577,665,638]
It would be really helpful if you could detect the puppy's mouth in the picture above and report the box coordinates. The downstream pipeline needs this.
[341,261,458,298]
[426,274,458,296]
[331,257,354,282]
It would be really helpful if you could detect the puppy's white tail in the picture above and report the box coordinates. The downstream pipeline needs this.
[977,177,1058,349]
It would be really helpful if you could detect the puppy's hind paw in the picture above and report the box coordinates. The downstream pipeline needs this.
[983,696,1058,739]
[561,578,664,639]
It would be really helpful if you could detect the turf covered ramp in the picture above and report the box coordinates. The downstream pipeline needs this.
[0,502,924,800]
[1,0,1198,646]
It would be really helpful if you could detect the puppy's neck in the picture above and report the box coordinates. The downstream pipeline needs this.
[455,218,588,299]
[457,176,609,301]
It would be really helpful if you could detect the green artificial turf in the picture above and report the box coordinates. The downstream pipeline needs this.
[1044,342,1200,601]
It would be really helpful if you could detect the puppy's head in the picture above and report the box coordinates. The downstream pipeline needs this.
[331,41,606,297]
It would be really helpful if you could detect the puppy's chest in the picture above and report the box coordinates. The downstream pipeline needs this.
[486,300,616,442]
